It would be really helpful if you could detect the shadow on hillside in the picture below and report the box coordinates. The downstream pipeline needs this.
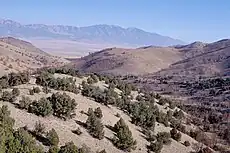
[105,136,114,144]
[27,130,50,146]
[79,110,89,116]
[75,120,87,128]
[105,124,115,133]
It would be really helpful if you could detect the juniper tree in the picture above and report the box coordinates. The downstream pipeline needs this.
[94,107,103,119]
[112,118,136,151]
[86,112,104,140]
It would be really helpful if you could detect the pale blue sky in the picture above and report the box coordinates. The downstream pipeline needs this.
[1,0,230,43]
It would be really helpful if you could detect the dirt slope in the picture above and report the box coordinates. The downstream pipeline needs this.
[0,37,68,76]
[72,47,182,75]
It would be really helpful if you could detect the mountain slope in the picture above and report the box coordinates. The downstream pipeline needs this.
[71,46,182,75]
[0,19,184,46]
[0,37,68,76]
[153,39,230,79]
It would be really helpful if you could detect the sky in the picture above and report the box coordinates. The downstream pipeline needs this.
[0,0,230,43]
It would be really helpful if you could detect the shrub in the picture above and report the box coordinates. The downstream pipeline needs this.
[33,87,41,93]
[157,132,171,145]
[49,92,77,120]
[168,101,176,109]
[19,96,32,110]
[0,105,43,153]
[79,144,92,153]
[1,91,16,102]
[184,141,190,147]
[115,113,121,118]
[72,127,82,135]
[12,88,20,96]
[149,140,163,153]
[29,89,34,95]
[59,142,78,153]
[86,112,104,140]
[36,72,79,94]
[112,118,136,151]
[33,121,46,136]
[29,98,53,117]
[48,145,60,153]
[94,107,103,119]
[46,128,59,146]
[158,98,170,106]
[173,109,184,120]
[170,128,181,141]
[157,111,169,127]
[87,77,94,84]
[43,86,51,94]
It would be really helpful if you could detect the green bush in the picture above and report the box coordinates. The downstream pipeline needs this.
[184,141,190,147]
[0,105,43,153]
[94,107,103,119]
[0,72,29,88]
[157,132,171,145]
[170,128,181,141]
[48,145,60,153]
[33,87,41,93]
[72,127,82,135]
[86,111,104,140]
[1,90,16,102]
[46,128,59,146]
[36,72,79,94]
[149,140,163,153]
[49,92,77,120]
[19,96,32,110]
[157,111,169,127]
[29,98,53,117]
[59,142,78,153]
[173,109,184,120]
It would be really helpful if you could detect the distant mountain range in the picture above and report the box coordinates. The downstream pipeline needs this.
[0,19,184,46]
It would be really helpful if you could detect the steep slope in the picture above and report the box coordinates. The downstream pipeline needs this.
[0,37,68,76]
[72,47,182,75]
[0,19,184,46]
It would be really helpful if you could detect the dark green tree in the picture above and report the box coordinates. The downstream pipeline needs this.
[94,107,103,119]
[29,98,53,117]
[112,118,136,151]
[86,112,104,140]
[49,92,77,120]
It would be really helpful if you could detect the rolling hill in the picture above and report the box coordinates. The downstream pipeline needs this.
[72,46,182,75]
[0,37,68,76]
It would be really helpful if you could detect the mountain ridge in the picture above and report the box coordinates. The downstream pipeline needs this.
[0,19,185,46]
